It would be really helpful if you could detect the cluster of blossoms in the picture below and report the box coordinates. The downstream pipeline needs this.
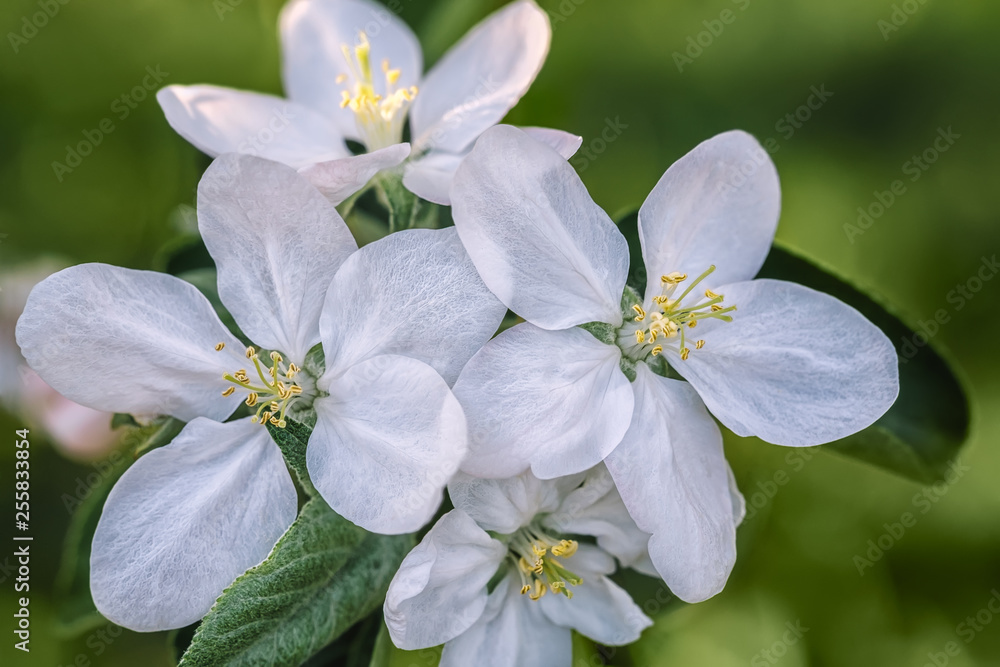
[14,0,899,663]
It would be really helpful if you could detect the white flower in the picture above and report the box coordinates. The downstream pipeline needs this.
[0,261,118,459]
[157,0,580,205]
[448,125,900,602]
[384,465,655,666]
[16,153,505,631]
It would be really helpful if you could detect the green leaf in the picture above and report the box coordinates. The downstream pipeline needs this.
[178,499,413,667]
[616,209,970,483]
[265,418,317,497]
[756,243,970,483]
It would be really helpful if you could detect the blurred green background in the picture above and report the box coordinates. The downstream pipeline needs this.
[1,0,998,664]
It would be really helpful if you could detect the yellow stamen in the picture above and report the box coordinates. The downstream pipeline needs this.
[215,342,226,351]
[632,304,646,321]
[222,387,235,397]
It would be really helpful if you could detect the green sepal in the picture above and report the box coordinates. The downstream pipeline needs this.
[178,499,413,667]
[265,418,318,498]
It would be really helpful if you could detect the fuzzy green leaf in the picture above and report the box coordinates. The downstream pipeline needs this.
[178,499,412,667]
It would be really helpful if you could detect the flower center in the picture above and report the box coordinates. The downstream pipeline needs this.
[215,343,312,428]
[507,525,582,601]
[338,31,418,150]
[617,265,737,362]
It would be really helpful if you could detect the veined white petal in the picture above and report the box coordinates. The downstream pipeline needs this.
[539,545,652,646]
[16,264,245,422]
[198,154,358,362]
[452,125,629,329]
[605,365,737,603]
[453,323,633,480]
[385,510,506,650]
[309,355,467,534]
[299,143,410,204]
[156,85,349,168]
[519,126,583,159]
[639,130,780,304]
[402,152,463,206]
[411,1,550,155]
[280,0,422,139]
[90,418,297,631]
[320,228,505,385]
[671,278,899,446]
[440,576,571,667]
[448,470,582,535]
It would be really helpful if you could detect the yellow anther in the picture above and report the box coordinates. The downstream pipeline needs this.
[335,73,347,84]
[551,540,578,557]
[270,351,283,363]
[521,584,531,595]
[245,346,256,359]
[680,348,690,360]
[696,340,706,349]
[215,342,226,351]
[339,90,352,108]
[688,320,697,328]
[661,272,687,284]
[222,387,235,397]
[632,305,646,321]
[635,330,645,344]
[246,392,258,407]
[528,580,547,601]
[705,289,720,299]
[531,543,547,557]
[651,345,663,357]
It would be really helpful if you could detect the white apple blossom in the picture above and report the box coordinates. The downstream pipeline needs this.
[15,153,505,631]
[385,465,658,666]
[157,0,580,205]
[448,125,900,602]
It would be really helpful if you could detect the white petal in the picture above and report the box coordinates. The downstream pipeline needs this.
[519,126,583,159]
[453,324,633,480]
[544,465,653,574]
[440,576,572,667]
[385,510,506,650]
[452,125,629,329]
[604,365,737,603]
[402,152,464,205]
[539,545,652,646]
[280,0,422,139]
[320,227,505,385]
[198,154,358,362]
[15,264,245,422]
[156,85,348,168]
[410,1,549,154]
[728,466,747,526]
[448,470,580,535]
[300,143,410,204]
[308,355,467,534]
[638,130,780,303]
[672,279,900,446]
[403,131,578,206]
[90,418,297,632]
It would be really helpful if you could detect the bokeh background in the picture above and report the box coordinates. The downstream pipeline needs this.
[2,0,998,664]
